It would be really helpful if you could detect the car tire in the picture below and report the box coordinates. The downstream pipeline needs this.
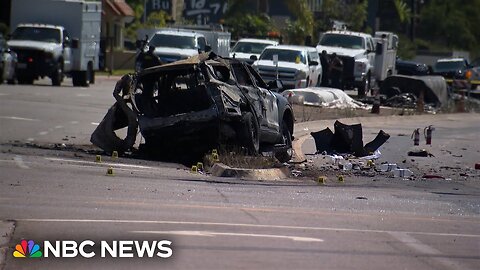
[51,62,63,86]
[239,112,260,155]
[275,120,293,163]
[72,71,89,87]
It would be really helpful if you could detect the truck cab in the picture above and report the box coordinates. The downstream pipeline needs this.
[146,30,209,63]
[8,24,73,85]
[316,30,376,96]
[253,45,322,90]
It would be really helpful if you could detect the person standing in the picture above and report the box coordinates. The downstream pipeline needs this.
[320,50,330,86]
[329,53,343,89]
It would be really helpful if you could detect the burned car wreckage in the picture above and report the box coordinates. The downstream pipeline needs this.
[91,53,295,162]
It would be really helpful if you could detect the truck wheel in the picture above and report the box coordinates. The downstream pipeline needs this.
[51,62,63,86]
[358,73,371,97]
[72,71,89,87]
[88,62,95,84]
[275,120,293,163]
[239,112,260,155]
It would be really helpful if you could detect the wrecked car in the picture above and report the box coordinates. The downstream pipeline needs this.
[91,52,295,162]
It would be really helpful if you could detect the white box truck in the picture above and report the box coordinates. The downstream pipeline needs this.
[8,0,101,86]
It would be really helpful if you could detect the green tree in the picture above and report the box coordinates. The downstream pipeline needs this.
[224,0,276,39]
[124,1,170,41]
[284,0,314,44]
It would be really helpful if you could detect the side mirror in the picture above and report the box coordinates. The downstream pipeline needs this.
[250,55,258,61]
[71,38,79,49]
[309,60,318,66]
[267,79,284,92]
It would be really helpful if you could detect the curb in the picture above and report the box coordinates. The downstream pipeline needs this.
[210,163,290,181]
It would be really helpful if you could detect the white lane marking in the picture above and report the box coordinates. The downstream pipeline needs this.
[0,93,9,96]
[132,230,324,242]
[26,138,35,142]
[76,93,91,97]
[16,219,480,239]
[54,125,63,129]
[0,116,39,122]
[91,122,99,126]
[70,121,79,124]
[13,155,29,169]
[388,232,474,270]
[44,157,156,170]
[38,131,48,136]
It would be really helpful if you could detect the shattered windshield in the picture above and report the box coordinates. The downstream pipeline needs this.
[11,27,61,43]
[259,49,306,64]
[319,33,365,49]
[231,42,271,54]
[149,34,196,49]
[434,61,466,72]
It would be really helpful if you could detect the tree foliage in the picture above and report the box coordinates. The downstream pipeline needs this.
[224,0,275,39]
[124,1,170,40]
[418,0,480,52]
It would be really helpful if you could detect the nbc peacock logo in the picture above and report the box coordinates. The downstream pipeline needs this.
[13,239,43,258]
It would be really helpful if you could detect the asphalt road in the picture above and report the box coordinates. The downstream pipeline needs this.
[0,78,479,269]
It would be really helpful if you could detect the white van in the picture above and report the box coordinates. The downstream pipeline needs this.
[252,45,322,89]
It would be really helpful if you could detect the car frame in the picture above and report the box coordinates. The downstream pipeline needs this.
[91,52,295,162]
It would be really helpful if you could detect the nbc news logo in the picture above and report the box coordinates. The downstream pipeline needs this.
[13,239,173,258]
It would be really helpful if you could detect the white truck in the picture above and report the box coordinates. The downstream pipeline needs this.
[137,26,231,64]
[373,31,398,84]
[8,0,101,86]
[252,45,322,89]
[316,30,376,96]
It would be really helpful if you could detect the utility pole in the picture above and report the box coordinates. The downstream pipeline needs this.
[410,0,416,41]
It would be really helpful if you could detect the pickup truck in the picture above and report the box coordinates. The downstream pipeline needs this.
[252,45,322,90]
[316,30,376,96]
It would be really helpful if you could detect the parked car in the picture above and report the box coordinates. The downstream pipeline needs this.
[91,52,295,162]
[432,58,480,89]
[395,58,430,76]
[0,33,17,84]
[230,38,278,64]
[252,45,322,90]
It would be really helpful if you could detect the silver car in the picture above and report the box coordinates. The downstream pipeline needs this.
[0,33,17,84]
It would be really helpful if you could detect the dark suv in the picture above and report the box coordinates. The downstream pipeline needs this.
[433,58,470,82]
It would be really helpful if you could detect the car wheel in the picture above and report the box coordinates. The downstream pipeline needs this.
[275,121,293,163]
[51,61,63,86]
[239,112,260,155]
[0,62,4,84]
[316,75,322,87]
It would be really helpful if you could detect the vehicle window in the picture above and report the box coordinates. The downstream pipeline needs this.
[231,42,271,54]
[63,30,71,44]
[259,49,306,64]
[308,51,319,63]
[434,61,467,72]
[197,37,207,51]
[368,39,375,51]
[319,33,365,49]
[149,34,196,49]
[231,63,253,86]
[246,64,268,89]
[11,27,61,43]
